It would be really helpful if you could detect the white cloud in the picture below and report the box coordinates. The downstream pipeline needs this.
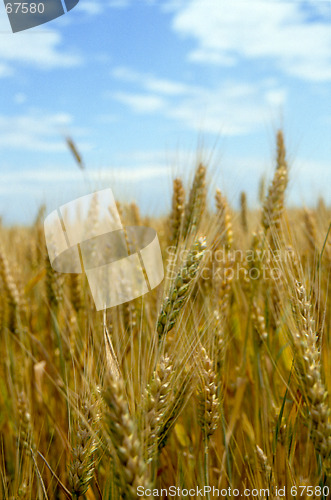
[76,1,104,15]
[107,0,131,8]
[82,0,146,15]
[114,92,166,113]
[136,76,189,95]
[0,164,171,186]
[291,157,331,177]
[305,1,331,19]
[0,31,82,69]
[0,111,79,151]
[112,66,194,95]
[14,93,27,104]
[111,65,288,135]
[216,155,331,208]
[0,62,12,77]
[0,10,82,69]
[264,88,287,107]
[0,162,174,224]
[107,0,155,7]
[1,155,328,224]
[112,66,144,82]
[95,164,172,181]
[169,0,331,81]
[188,49,235,66]
[112,78,287,135]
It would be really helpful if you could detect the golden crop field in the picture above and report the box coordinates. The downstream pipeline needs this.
[0,131,330,499]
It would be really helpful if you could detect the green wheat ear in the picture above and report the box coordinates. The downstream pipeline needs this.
[68,396,100,498]
[157,236,207,340]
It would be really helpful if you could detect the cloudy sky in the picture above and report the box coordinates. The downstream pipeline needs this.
[0,0,330,224]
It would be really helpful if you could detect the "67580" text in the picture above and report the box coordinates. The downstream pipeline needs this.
[5,3,45,14]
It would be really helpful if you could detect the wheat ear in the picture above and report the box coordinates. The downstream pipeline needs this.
[240,191,248,233]
[170,178,185,245]
[157,236,206,339]
[292,280,331,472]
[103,368,149,498]
[196,346,220,439]
[196,345,220,500]
[0,246,22,331]
[262,166,288,233]
[145,354,173,460]
[262,131,288,234]
[183,163,206,238]
[256,445,278,497]
[215,189,233,250]
[303,208,318,254]
[68,396,100,498]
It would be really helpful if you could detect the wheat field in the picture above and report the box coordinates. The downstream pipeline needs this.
[0,131,330,499]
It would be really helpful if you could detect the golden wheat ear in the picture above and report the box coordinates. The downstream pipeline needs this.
[215,189,233,251]
[102,368,150,498]
[240,191,248,233]
[144,353,173,460]
[290,279,331,473]
[196,345,220,439]
[262,130,288,236]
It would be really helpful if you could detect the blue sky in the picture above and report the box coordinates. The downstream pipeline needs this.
[0,0,330,224]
